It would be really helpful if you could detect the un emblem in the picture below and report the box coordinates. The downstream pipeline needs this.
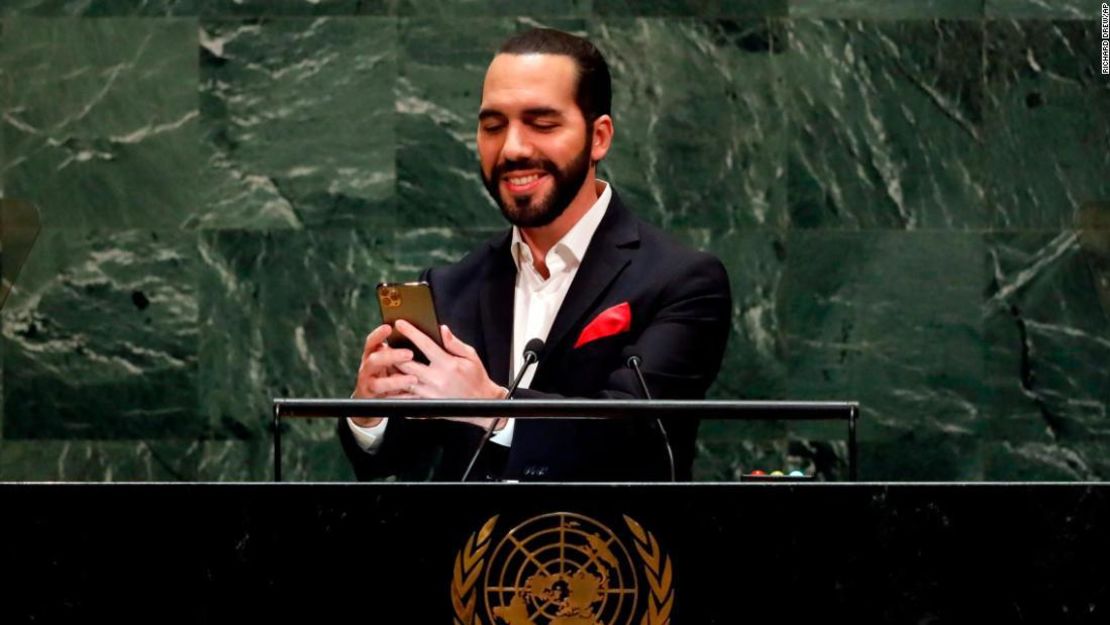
[451,513,674,625]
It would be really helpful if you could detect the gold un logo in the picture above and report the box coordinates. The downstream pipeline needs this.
[452,512,674,625]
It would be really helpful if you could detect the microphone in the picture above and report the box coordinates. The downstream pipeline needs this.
[508,338,545,397]
[624,350,676,482]
[461,338,545,482]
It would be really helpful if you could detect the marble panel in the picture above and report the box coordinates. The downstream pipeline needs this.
[984,20,1110,229]
[1,18,200,229]
[0,0,198,16]
[985,0,1093,19]
[862,430,984,480]
[196,17,396,230]
[278,437,360,481]
[197,228,391,440]
[696,229,788,400]
[392,0,591,16]
[593,0,786,16]
[391,226,503,277]
[0,436,361,481]
[592,18,787,230]
[982,228,1110,479]
[2,229,200,439]
[685,228,852,480]
[0,6,1106,483]
[0,19,6,193]
[983,441,1110,481]
[785,20,986,229]
[199,0,387,16]
[0,440,252,480]
[789,0,984,19]
[781,231,987,480]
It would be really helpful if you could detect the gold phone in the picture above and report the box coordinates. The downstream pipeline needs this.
[376,281,443,363]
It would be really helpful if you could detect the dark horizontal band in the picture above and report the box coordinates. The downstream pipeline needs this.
[272,398,858,421]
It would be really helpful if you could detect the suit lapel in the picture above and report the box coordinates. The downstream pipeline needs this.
[542,193,640,358]
[479,232,516,386]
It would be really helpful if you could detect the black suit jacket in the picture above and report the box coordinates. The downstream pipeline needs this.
[339,191,732,481]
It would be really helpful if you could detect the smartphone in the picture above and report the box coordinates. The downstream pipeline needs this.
[376,281,443,363]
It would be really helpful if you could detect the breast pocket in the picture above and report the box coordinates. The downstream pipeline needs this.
[559,330,634,389]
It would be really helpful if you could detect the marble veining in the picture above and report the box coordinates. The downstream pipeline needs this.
[0,3,1106,481]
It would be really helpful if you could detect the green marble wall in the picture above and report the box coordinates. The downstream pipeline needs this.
[1,1,1106,481]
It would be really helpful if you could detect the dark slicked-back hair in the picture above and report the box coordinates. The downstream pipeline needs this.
[498,28,612,126]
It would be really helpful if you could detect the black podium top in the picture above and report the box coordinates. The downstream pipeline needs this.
[2,482,1107,624]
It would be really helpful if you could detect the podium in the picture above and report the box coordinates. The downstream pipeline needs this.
[2,482,1108,623]
[5,402,1105,622]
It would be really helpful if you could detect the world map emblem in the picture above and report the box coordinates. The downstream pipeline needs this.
[452,513,674,625]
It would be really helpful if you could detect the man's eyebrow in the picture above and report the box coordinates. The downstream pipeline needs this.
[479,107,565,120]
[522,107,563,118]
[478,109,506,121]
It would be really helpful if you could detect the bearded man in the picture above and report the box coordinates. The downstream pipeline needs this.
[338,28,732,482]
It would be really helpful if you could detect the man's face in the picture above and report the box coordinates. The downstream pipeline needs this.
[477,53,592,228]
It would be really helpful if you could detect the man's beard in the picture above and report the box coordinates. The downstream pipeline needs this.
[481,142,591,229]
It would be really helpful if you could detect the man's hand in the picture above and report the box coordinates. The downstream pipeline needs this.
[350,324,420,427]
[393,320,508,430]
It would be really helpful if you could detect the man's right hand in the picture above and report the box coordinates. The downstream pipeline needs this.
[350,324,419,428]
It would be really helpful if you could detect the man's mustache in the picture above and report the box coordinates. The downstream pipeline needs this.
[493,158,559,178]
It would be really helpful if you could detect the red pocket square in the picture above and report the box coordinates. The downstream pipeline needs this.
[574,302,632,348]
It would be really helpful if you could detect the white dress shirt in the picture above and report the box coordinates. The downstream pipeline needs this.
[348,182,612,453]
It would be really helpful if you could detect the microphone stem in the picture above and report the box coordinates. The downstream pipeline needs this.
[631,361,653,401]
[505,353,535,395]
[629,357,675,482]
[461,352,536,482]
[461,420,499,483]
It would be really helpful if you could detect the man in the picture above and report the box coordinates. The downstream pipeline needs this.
[338,28,731,482]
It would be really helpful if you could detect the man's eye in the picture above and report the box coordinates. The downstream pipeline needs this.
[532,122,558,130]
[481,124,505,133]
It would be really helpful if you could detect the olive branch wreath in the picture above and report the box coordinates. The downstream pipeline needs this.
[624,515,674,625]
[451,513,673,625]
[452,515,498,625]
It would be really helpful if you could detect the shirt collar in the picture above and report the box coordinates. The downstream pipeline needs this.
[510,181,612,274]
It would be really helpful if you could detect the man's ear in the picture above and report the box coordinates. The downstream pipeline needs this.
[590,114,613,163]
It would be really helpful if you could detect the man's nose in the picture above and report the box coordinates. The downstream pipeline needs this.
[501,123,533,161]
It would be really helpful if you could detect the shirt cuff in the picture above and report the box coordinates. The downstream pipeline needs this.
[347,418,388,453]
[489,418,514,447]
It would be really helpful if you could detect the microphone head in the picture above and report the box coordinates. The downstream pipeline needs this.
[523,337,545,360]
[622,347,642,368]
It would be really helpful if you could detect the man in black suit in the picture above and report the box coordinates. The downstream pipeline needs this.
[339,28,731,482]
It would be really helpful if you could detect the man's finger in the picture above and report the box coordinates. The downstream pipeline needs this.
[395,320,447,364]
[362,324,393,361]
[365,348,414,372]
[395,359,432,381]
[441,325,480,362]
[367,374,420,396]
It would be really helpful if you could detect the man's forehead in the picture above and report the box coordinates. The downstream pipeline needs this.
[480,53,578,109]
